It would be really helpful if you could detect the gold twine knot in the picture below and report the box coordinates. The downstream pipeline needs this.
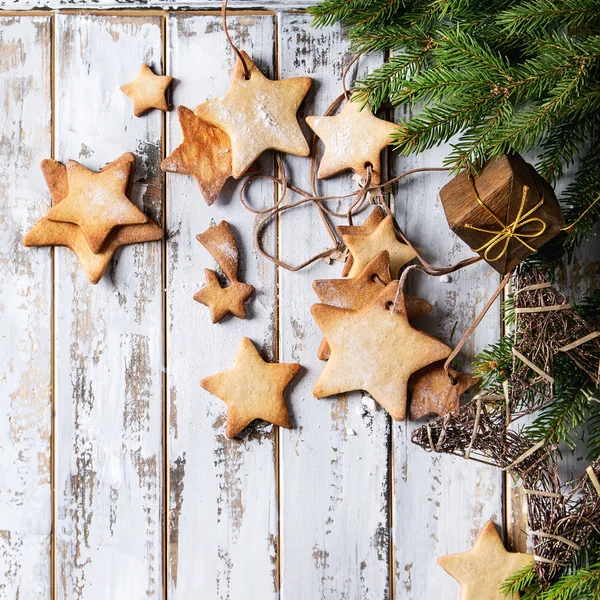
[465,185,547,262]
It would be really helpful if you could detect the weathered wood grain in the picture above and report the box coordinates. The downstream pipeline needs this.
[54,14,164,599]
[0,15,53,600]
[391,149,504,598]
[0,0,314,11]
[166,14,279,600]
[278,14,391,600]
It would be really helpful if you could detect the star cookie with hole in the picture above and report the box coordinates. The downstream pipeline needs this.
[438,520,533,600]
[193,220,254,323]
[201,337,301,438]
[23,157,163,284]
[307,94,398,184]
[161,106,233,205]
[312,251,432,360]
[43,153,148,254]
[120,63,173,117]
[409,361,477,420]
[311,281,451,420]
[339,212,417,278]
[195,51,312,178]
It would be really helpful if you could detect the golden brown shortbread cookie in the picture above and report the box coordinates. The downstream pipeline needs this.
[409,361,477,420]
[193,269,254,323]
[195,51,312,178]
[311,282,451,420]
[306,94,397,184]
[200,337,301,438]
[120,63,173,117]
[22,158,163,284]
[341,214,417,278]
[337,205,386,276]
[313,251,432,360]
[196,220,240,283]
[161,106,232,205]
[44,153,148,254]
[438,520,534,600]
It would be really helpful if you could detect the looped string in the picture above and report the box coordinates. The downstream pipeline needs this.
[464,182,547,263]
[221,0,250,80]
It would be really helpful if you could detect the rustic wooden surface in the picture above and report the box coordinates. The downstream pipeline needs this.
[0,7,597,600]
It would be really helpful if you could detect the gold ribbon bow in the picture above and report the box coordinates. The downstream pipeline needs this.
[465,185,547,263]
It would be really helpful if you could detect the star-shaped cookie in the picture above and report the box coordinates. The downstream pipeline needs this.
[195,51,312,178]
[340,213,417,278]
[409,361,477,420]
[312,251,432,360]
[120,63,173,117]
[306,94,397,184]
[196,221,240,283]
[438,520,534,600]
[311,282,451,420]
[161,106,232,205]
[201,337,301,438]
[22,158,163,284]
[337,205,386,276]
[194,269,254,323]
[44,153,148,254]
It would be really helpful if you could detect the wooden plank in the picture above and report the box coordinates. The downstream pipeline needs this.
[391,150,504,598]
[53,14,164,599]
[166,14,279,600]
[0,0,314,10]
[277,13,390,600]
[0,15,53,600]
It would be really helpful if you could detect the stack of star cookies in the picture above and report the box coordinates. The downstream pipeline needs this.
[162,51,312,205]
[23,153,163,284]
[310,206,476,421]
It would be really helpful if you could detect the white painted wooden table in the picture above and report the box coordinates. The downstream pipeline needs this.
[0,3,596,599]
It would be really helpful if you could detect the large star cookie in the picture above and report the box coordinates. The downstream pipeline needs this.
[195,51,312,178]
[312,251,432,360]
[161,106,232,205]
[311,282,451,420]
[438,520,533,600]
[201,337,301,438]
[44,153,148,253]
[22,158,163,284]
[306,94,397,184]
[409,361,477,420]
[340,213,417,278]
[120,63,173,117]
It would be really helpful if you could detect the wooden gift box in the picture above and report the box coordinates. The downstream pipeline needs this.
[439,154,565,274]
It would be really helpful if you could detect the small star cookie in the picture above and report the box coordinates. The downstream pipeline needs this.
[337,205,386,276]
[161,106,232,205]
[194,270,254,323]
[340,213,417,278]
[120,63,173,117]
[44,153,148,254]
[195,51,312,178]
[23,158,162,284]
[201,337,301,438]
[409,361,477,420]
[311,281,451,420]
[306,94,398,184]
[438,520,534,600]
[193,221,254,323]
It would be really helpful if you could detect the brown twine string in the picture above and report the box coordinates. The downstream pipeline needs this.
[221,0,250,80]
[443,270,513,376]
